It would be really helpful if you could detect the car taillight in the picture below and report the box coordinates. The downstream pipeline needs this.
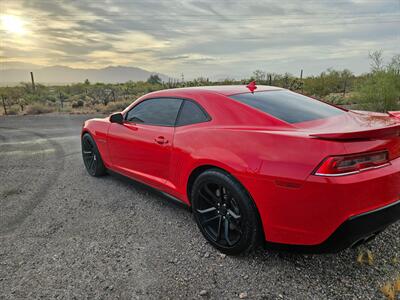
[314,150,390,176]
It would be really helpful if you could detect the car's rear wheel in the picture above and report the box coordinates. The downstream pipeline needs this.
[81,133,106,177]
[191,169,261,255]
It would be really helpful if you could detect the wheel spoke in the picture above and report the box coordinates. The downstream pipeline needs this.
[198,190,217,207]
[201,214,220,226]
[204,185,220,203]
[83,139,91,150]
[91,157,97,172]
[227,209,241,220]
[88,157,95,172]
[197,207,217,215]
[83,151,92,159]
[216,216,223,241]
[224,218,233,246]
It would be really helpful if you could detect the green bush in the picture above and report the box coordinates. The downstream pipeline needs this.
[353,71,400,112]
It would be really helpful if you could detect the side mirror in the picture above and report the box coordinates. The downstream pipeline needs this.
[110,113,124,124]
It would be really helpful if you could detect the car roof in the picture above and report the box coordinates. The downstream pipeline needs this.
[151,85,283,96]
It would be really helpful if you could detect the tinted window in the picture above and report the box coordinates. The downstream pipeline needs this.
[177,100,209,126]
[230,90,343,123]
[126,98,182,126]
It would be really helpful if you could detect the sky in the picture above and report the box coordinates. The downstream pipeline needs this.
[0,0,399,80]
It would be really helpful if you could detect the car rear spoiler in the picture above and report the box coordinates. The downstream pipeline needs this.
[388,111,400,119]
[310,123,400,140]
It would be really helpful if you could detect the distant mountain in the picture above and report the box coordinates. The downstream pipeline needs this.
[1,61,43,70]
[0,64,171,85]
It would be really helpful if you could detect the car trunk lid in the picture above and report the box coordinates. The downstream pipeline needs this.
[296,110,400,160]
[296,110,400,140]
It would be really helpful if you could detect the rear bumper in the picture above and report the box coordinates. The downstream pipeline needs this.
[265,199,400,253]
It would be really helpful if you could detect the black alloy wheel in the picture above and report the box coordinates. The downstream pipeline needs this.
[81,133,106,177]
[196,182,242,246]
[192,169,261,255]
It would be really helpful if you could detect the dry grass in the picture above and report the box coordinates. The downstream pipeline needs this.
[25,103,56,115]
[381,276,400,300]
[2,99,135,116]
[357,249,374,266]
[0,105,21,116]
[395,277,400,293]
[94,100,131,114]
[381,282,396,300]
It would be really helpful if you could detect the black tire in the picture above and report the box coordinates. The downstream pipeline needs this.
[81,133,107,177]
[191,169,262,255]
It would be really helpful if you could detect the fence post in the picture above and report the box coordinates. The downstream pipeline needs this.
[300,69,304,93]
[30,72,36,92]
[59,92,63,109]
[1,95,8,115]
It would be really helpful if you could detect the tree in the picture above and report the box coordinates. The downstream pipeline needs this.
[354,53,400,112]
[369,50,384,72]
[387,54,400,74]
[252,70,266,82]
[147,74,162,85]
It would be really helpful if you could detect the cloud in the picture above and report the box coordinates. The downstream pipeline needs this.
[0,0,399,79]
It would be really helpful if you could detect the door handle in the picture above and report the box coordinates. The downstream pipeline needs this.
[154,136,168,144]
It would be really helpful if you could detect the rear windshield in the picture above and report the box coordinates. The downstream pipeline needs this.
[229,90,344,123]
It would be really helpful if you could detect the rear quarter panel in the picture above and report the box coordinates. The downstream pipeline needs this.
[171,124,347,208]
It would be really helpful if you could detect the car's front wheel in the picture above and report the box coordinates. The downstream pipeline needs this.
[191,169,262,255]
[81,133,107,177]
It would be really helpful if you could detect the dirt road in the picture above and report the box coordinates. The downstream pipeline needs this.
[0,114,398,299]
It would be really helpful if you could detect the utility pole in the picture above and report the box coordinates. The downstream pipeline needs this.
[30,72,36,92]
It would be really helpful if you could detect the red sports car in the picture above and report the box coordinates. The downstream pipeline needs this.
[81,84,400,255]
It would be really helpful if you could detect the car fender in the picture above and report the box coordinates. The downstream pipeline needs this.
[81,118,112,167]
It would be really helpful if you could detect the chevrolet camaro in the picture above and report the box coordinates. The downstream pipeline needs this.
[81,84,400,255]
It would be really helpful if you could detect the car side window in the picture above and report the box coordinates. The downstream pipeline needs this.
[126,98,183,126]
[176,100,209,126]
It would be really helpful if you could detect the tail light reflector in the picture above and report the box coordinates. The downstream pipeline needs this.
[314,150,390,176]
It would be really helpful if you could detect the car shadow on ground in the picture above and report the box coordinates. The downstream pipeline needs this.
[101,170,397,261]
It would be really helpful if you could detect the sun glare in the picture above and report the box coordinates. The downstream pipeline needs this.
[1,15,26,35]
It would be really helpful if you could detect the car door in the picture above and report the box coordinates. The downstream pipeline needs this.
[107,97,183,188]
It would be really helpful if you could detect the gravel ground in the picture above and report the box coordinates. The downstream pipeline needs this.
[0,114,399,300]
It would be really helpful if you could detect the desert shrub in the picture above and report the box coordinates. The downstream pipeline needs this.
[323,94,346,105]
[96,100,132,114]
[303,69,354,97]
[322,93,355,106]
[353,71,400,112]
[6,105,20,115]
[72,100,84,108]
[25,103,55,115]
